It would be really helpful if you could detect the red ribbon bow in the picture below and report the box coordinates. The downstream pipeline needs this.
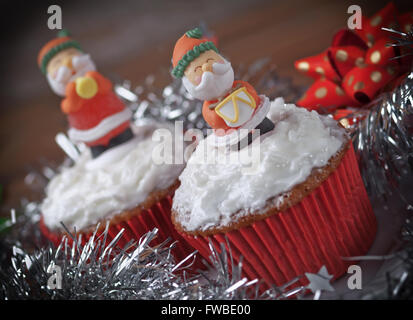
[295,2,412,116]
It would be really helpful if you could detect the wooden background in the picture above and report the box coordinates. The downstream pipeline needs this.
[0,0,411,215]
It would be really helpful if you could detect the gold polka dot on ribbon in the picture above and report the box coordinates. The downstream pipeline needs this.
[354,81,365,91]
[315,87,327,98]
[297,61,310,71]
[370,51,381,64]
[315,67,324,75]
[336,50,348,62]
[355,57,366,68]
[348,75,354,85]
[370,71,382,83]
[366,34,375,46]
[370,15,382,27]
[335,86,345,96]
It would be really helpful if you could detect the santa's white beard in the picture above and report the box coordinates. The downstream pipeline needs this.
[47,54,96,97]
[183,60,234,101]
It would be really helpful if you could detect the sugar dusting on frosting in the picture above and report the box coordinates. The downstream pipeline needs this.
[172,98,348,232]
[41,122,185,231]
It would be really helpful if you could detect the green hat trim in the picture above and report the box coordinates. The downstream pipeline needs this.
[171,41,218,78]
[172,27,219,78]
[40,36,83,75]
[185,27,203,39]
[57,29,71,37]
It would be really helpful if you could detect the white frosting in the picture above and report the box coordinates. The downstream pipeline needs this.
[172,98,348,232]
[42,122,185,231]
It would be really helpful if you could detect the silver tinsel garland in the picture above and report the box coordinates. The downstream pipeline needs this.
[0,202,302,300]
[330,28,413,299]
[1,47,413,299]
[354,72,413,206]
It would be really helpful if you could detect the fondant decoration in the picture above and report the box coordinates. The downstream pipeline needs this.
[295,2,412,112]
[38,31,133,158]
[171,27,275,147]
[214,87,257,127]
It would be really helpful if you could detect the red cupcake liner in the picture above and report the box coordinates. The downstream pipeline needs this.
[40,194,201,269]
[179,144,377,289]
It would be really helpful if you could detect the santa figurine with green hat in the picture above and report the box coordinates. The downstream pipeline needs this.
[171,27,274,147]
[38,30,134,159]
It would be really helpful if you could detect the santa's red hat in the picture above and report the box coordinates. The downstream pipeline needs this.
[171,27,218,78]
[37,30,82,75]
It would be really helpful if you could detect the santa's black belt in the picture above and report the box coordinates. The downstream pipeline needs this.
[235,117,275,150]
[90,127,134,158]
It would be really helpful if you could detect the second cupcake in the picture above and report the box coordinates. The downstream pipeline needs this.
[37,31,194,263]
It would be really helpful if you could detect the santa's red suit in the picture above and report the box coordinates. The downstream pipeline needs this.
[61,71,132,147]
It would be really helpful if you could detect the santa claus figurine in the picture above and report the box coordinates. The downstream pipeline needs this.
[38,30,133,158]
[171,27,274,145]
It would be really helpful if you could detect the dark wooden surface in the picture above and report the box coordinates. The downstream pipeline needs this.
[0,0,411,215]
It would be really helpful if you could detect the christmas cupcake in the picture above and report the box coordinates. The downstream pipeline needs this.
[169,28,376,288]
[37,31,193,262]
[39,122,187,249]
[172,98,376,288]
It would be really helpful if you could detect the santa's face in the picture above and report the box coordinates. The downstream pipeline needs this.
[46,48,96,97]
[183,50,234,101]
